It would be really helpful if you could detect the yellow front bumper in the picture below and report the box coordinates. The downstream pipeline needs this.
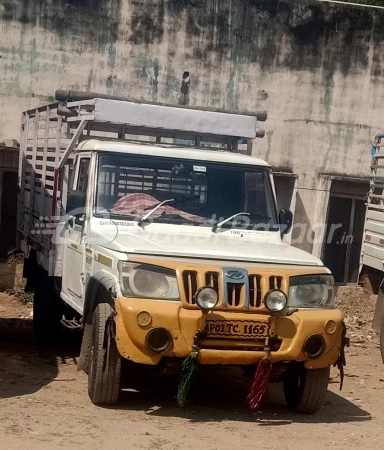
[115,298,344,369]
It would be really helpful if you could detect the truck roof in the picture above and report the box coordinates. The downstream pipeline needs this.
[77,139,270,168]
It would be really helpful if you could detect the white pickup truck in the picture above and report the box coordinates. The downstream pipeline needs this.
[17,93,345,413]
[360,132,384,360]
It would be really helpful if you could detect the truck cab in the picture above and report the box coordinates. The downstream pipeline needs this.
[18,95,345,414]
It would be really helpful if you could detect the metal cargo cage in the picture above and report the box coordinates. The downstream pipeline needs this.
[18,94,267,262]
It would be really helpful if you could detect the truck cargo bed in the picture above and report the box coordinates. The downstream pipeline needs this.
[361,133,384,272]
[17,96,265,270]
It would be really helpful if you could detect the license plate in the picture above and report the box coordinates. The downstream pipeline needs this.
[204,320,270,338]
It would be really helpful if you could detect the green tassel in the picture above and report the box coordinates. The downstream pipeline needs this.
[177,345,199,407]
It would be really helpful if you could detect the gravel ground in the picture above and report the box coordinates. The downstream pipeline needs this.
[0,290,383,450]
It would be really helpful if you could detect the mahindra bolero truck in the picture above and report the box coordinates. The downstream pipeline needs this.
[17,92,345,414]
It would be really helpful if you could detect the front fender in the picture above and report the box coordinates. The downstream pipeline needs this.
[82,270,119,323]
[78,271,119,372]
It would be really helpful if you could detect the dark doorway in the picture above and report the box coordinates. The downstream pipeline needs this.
[323,195,366,284]
[0,171,17,257]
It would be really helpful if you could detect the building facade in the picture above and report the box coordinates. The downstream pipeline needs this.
[1,0,383,282]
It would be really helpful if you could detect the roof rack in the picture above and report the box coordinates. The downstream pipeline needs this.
[18,94,268,260]
[49,91,267,169]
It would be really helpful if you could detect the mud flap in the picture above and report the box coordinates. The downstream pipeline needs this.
[333,322,349,390]
[103,311,117,372]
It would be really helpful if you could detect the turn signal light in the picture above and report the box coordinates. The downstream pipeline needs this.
[324,319,337,334]
[137,311,152,327]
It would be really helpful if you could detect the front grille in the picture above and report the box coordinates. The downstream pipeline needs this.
[249,275,262,307]
[227,283,243,307]
[183,270,198,305]
[206,272,219,291]
[269,275,283,290]
[181,269,288,311]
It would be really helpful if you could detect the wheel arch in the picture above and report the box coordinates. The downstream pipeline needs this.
[83,271,119,325]
[78,271,119,372]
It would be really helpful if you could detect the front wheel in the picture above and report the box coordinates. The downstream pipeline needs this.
[88,303,122,405]
[283,366,330,414]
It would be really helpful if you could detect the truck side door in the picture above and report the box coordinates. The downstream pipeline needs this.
[61,157,90,312]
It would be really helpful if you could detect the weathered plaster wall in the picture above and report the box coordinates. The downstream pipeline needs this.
[0,0,383,253]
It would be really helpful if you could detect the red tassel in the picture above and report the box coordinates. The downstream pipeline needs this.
[248,341,272,409]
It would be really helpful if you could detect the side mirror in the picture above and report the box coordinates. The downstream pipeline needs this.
[66,190,86,224]
[278,208,293,235]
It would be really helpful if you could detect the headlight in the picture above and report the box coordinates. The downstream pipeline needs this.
[195,286,218,309]
[288,275,334,309]
[118,262,180,300]
[265,289,287,312]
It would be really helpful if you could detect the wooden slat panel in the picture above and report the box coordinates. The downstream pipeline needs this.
[26,110,39,237]
[365,219,384,235]
[36,179,55,188]
[27,129,73,140]
[27,138,71,149]
[17,111,28,235]
[54,115,62,215]
[367,209,384,223]
[35,166,55,174]
[35,174,55,183]
[37,106,51,244]
[18,105,64,249]
[364,232,384,247]
[362,242,384,260]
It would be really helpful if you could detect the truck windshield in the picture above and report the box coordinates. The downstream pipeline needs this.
[95,154,278,230]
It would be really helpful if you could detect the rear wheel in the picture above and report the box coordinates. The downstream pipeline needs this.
[283,366,330,414]
[88,303,122,405]
[33,268,62,340]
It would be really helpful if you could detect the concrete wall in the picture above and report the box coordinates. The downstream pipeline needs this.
[1,0,383,254]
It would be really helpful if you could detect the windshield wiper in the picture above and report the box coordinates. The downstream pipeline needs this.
[138,195,200,227]
[212,212,250,232]
[211,212,271,232]
[138,198,175,226]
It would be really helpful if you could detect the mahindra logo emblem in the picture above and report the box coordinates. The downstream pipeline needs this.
[226,270,245,280]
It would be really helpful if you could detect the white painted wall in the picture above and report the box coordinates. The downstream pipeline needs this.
[0,0,381,255]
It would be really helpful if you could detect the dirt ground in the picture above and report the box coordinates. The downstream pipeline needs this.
[0,288,383,450]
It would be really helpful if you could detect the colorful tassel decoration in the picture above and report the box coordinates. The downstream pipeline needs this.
[248,338,272,409]
[177,344,200,407]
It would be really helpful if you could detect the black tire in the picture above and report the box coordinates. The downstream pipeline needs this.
[283,366,330,414]
[380,314,384,362]
[88,303,121,405]
[33,268,62,340]
[78,321,93,374]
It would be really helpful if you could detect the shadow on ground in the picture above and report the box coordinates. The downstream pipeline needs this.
[0,317,82,399]
[115,365,371,425]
